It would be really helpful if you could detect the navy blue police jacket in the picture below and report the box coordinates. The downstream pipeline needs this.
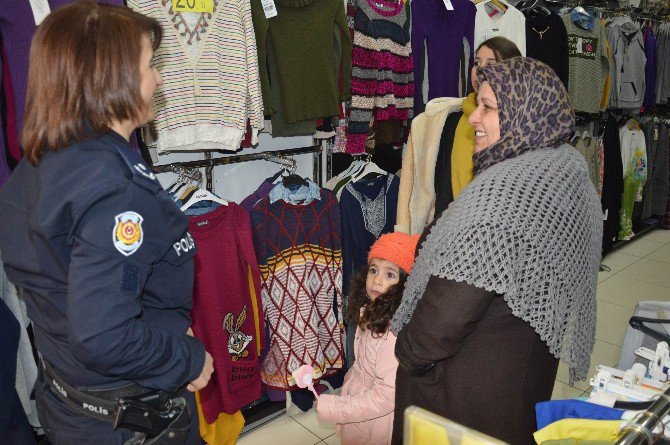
[0,131,205,392]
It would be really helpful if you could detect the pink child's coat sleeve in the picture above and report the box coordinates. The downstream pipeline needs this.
[317,332,398,424]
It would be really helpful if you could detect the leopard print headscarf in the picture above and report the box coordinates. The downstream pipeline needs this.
[473,57,575,175]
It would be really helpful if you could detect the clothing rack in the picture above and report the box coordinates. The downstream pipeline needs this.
[615,386,670,444]
[153,144,324,189]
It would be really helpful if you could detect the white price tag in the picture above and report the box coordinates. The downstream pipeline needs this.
[29,0,51,26]
[261,0,278,18]
[577,37,583,54]
[443,0,454,10]
[603,209,608,221]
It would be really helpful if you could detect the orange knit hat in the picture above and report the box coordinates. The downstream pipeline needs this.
[367,232,421,274]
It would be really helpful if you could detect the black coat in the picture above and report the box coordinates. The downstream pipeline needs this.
[392,276,558,445]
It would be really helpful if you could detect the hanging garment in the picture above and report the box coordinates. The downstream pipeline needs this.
[189,203,265,421]
[601,115,624,253]
[195,392,244,445]
[411,0,476,114]
[255,0,351,124]
[643,26,657,109]
[251,187,344,389]
[655,23,670,104]
[434,112,462,217]
[562,14,609,114]
[607,20,646,110]
[642,119,670,219]
[525,13,569,88]
[618,123,647,240]
[474,1,527,55]
[396,97,463,235]
[574,131,600,190]
[128,0,264,153]
[346,0,413,154]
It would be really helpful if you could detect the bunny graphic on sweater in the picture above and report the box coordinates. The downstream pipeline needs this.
[223,306,253,361]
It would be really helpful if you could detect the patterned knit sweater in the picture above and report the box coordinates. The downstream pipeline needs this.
[128,0,263,153]
[346,0,413,154]
[251,188,344,389]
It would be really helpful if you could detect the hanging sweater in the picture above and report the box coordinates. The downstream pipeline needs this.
[340,174,399,298]
[562,15,609,114]
[346,0,413,154]
[256,0,351,124]
[607,21,646,110]
[474,2,526,56]
[525,13,569,88]
[188,203,265,421]
[128,0,263,153]
[251,188,344,389]
[411,0,476,115]
[643,26,657,109]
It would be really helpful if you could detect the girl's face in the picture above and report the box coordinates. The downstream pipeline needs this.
[366,258,400,301]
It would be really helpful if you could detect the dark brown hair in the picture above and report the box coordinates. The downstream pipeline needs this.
[22,1,162,164]
[346,266,408,336]
[477,37,522,62]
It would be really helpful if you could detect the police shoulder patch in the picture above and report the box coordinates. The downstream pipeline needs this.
[113,211,144,256]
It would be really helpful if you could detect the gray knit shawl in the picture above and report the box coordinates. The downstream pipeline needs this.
[391,145,603,384]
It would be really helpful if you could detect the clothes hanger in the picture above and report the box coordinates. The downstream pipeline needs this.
[350,160,387,183]
[180,187,228,211]
[282,169,309,187]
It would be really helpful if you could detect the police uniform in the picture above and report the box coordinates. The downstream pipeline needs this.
[0,131,204,444]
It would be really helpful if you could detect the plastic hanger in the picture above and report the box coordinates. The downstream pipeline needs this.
[180,188,228,211]
[340,160,364,178]
[350,160,387,183]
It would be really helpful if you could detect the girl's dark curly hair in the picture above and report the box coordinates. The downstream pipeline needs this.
[346,265,408,337]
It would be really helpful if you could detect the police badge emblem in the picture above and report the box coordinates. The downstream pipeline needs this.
[113,211,144,256]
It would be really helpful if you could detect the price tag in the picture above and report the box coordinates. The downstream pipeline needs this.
[261,0,278,18]
[29,0,51,25]
[654,128,659,141]
[443,0,454,10]
[172,0,214,13]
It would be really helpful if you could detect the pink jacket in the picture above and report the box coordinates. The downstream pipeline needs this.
[317,326,398,445]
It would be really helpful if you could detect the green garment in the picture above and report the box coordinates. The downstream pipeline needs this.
[264,0,351,124]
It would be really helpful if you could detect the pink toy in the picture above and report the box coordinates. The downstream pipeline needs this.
[292,365,319,399]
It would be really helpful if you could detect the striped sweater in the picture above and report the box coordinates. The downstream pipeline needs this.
[251,188,344,390]
[346,0,413,154]
[128,0,263,153]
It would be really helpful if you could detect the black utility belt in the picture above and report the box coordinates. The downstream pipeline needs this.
[39,358,189,441]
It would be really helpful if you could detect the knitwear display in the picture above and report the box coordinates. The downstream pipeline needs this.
[367,232,420,274]
[251,188,344,389]
[346,0,413,154]
[474,2,526,56]
[392,146,603,384]
[128,0,263,153]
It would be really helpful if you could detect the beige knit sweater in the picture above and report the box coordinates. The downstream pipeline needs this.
[395,97,463,235]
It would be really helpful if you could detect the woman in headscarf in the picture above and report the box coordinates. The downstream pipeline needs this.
[390,57,603,445]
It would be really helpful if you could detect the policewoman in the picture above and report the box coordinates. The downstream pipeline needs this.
[0,3,213,444]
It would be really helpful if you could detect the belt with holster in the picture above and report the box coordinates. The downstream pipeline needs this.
[39,358,190,443]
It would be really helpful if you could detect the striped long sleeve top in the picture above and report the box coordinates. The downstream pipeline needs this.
[346,0,413,154]
[128,0,263,153]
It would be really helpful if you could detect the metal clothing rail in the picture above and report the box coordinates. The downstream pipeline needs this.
[615,386,670,444]
[152,145,323,189]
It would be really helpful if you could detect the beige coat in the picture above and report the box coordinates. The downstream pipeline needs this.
[395,97,463,235]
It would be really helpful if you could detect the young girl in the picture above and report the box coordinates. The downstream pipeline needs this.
[317,232,420,445]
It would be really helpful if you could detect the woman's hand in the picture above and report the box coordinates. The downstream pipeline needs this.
[187,351,214,392]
